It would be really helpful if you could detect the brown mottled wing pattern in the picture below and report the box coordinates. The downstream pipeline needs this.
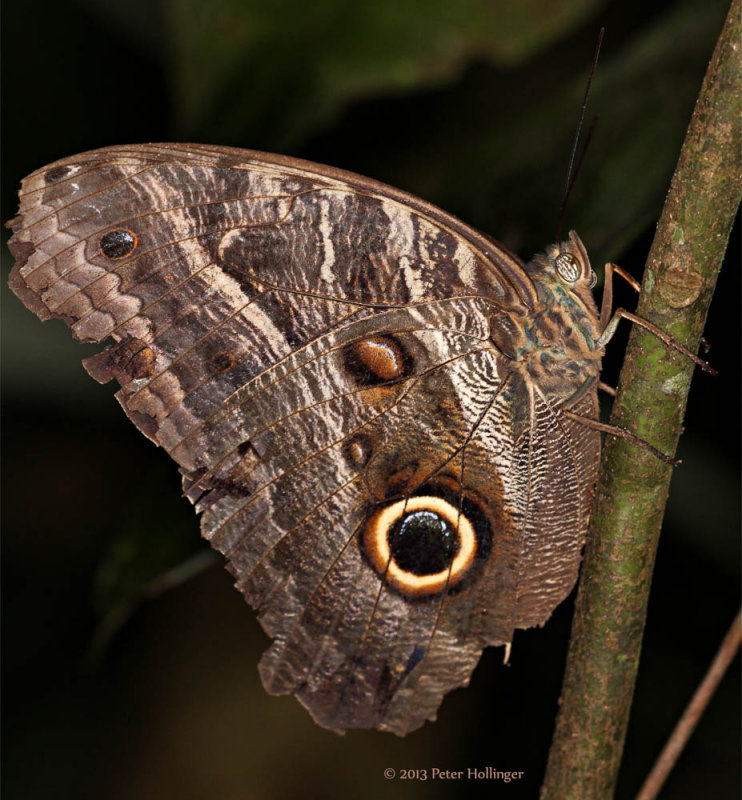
[7,144,598,735]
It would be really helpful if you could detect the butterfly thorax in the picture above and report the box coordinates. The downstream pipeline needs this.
[489,232,603,405]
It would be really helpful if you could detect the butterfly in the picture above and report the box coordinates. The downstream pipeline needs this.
[8,143,610,735]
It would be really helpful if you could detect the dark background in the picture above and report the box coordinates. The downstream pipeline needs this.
[2,1,739,798]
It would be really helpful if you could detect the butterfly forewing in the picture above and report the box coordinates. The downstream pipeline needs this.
[7,144,600,735]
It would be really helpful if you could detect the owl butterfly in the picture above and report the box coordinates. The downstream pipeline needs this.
[8,143,665,736]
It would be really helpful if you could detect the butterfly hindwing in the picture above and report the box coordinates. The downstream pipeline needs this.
[7,144,600,735]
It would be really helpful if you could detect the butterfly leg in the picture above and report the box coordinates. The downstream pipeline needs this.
[560,408,680,466]
[562,373,677,466]
[598,261,640,330]
[562,376,617,403]
[597,307,716,374]
[597,262,716,375]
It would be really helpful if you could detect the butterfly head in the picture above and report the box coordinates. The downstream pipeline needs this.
[522,229,601,322]
[550,230,598,291]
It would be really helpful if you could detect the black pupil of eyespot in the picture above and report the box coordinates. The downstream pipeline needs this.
[389,510,459,575]
[100,229,135,258]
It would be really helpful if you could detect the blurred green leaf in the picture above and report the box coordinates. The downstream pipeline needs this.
[355,0,729,265]
[163,0,598,147]
[86,463,216,663]
[92,493,208,615]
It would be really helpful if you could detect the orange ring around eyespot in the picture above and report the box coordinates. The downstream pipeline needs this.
[364,495,477,597]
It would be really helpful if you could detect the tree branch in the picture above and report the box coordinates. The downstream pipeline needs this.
[635,608,742,800]
[541,1,741,797]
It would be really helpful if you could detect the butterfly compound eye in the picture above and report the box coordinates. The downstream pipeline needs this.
[588,270,598,289]
[554,252,581,283]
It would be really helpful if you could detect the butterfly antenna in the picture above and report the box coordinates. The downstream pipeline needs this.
[566,114,599,200]
[556,27,605,244]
